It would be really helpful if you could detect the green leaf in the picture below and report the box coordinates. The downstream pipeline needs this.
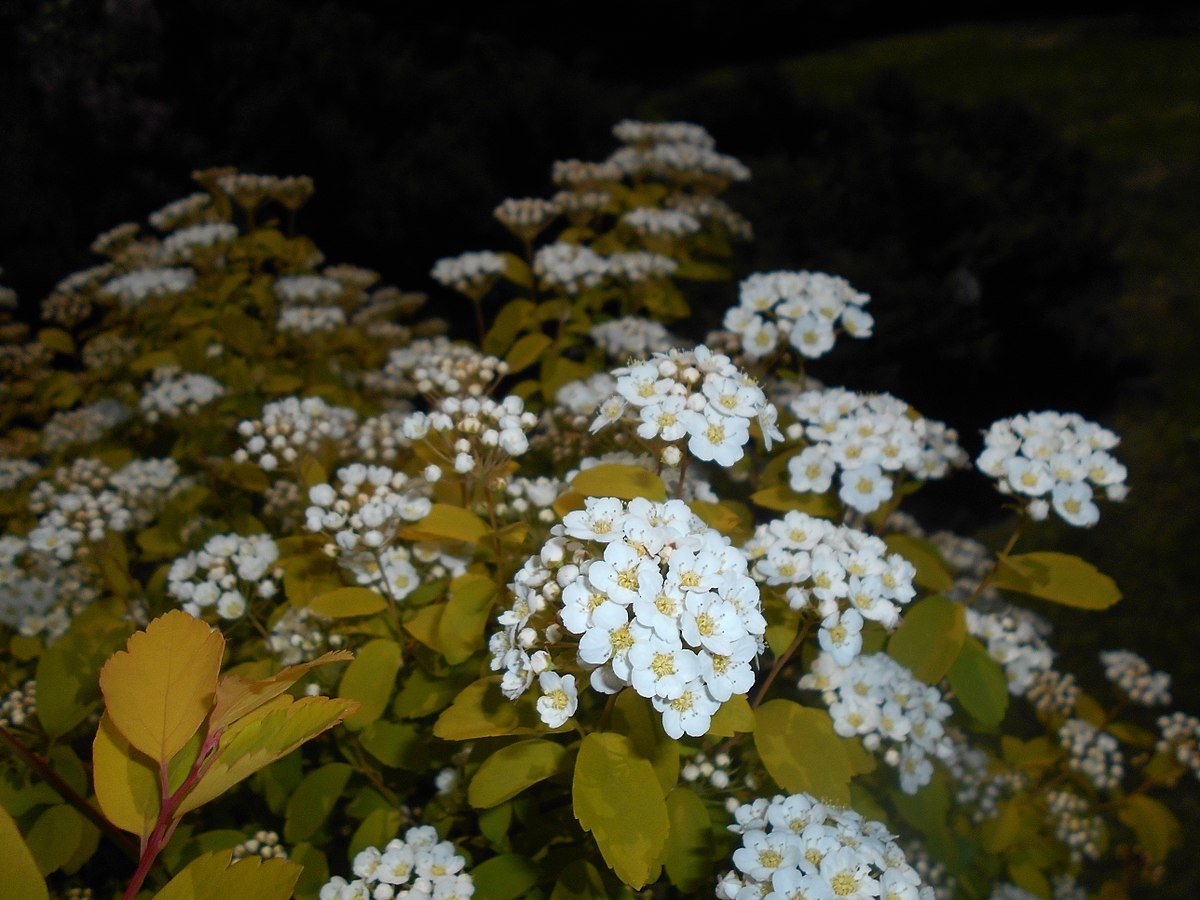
[152,850,302,900]
[662,788,713,892]
[1118,795,1182,864]
[886,595,966,684]
[611,690,679,794]
[25,804,84,875]
[284,763,353,843]
[308,587,388,618]
[947,636,1009,727]
[349,806,401,860]
[753,700,853,806]
[749,485,839,518]
[0,805,49,900]
[884,534,954,593]
[550,860,608,900]
[504,333,554,373]
[573,732,669,889]
[571,465,667,502]
[358,721,423,769]
[473,854,539,900]
[437,574,497,665]
[706,695,756,737]
[469,739,568,809]
[392,670,465,719]
[37,328,75,355]
[291,843,330,900]
[36,603,129,737]
[992,552,1121,610]
[339,640,403,730]
[484,300,536,356]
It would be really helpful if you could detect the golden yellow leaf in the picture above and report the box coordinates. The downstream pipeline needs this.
[92,713,160,840]
[99,611,225,764]
[207,649,353,738]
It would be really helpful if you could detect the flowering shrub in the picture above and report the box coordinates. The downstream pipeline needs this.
[0,123,1189,900]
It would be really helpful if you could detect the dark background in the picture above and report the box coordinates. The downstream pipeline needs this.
[3,2,1200,874]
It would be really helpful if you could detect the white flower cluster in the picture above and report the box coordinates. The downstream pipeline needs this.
[495,476,564,525]
[608,140,750,184]
[91,223,139,256]
[148,192,213,232]
[140,367,226,422]
[1099,650,1171,705]
[430,251,506,295]
[964,603,1055,696]
[717,792,933,900]
[278,305,347,334]
[159,222,238,262]
[800,651,953,793]
[376,338,507,398]
[745,511,917,664]
[977,412,1128,526]
[681,750,749,795]
[1045,790,1104,863]
[1058,718,1124,791]
[0,679,36,729]
[0,537,94,638]
[274,274,344,305]
[551,158,623,188]
[320,827,473,900]
[234,396,359,471]
[622,207,701,238]
[724,271,873,360]
[490,497,764,739]
[1024,669,1079,716]
[494,197,559,236]
[533,242,608,295]
[612,119,715,147]
[1156,712,1200,781]
[590,345,781,467]
[785,388,967,513]
[167,533,281,619]
[0,458,39,492]
[402,395,536,475]
[667,194,754,242]
[231,830,287,861]
[100,267,195,307]
[554,373,617,419]
[42,399,131,452]
[589,316,678,359]
[605,250,678,283]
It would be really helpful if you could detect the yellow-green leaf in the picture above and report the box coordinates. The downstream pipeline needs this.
[92,713,160,840]
[437,574,497,665]
[947,636,1009,727]
[1118,795,1182,865]
[400,503,489,545]
[208,649,354,737]
[884,534,954,593]
[887,595,966,684]
[152,849,302,900]
[754,700,853,806]
[433,677,548,741]
[750,485,839,518]
[98,610,225,763]
[572,732,670,889]
[472,854,539,900]
[339,640,403,730]
[706,694,756,737]
[662,787,713,892]
[36,603,130,738]
[992,552,1121,610]
[37,328,75,355]
[611,690,679,795]
[484,299,536,356]
[0,805,49,900]
[504,333,553,373]
[25,804,84,876]
[308,587,388,618]
[469,739,568,808]
[284,763,353,843]
[571,464,666,502]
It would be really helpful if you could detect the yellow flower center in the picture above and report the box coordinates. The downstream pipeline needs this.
[651,653,676,677]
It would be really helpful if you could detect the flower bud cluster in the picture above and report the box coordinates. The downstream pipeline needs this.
[305,465,433,559]
[140,367,226,422]
[550,158,623,188]
[589,316,679,359]
[718,792,933,900]
[42,399,131,452]
[1025,669,1080,716]
[234,396,359,471]
[82,333,137,371]
[1099,649,1171,706]
[148,192,215,232]
[964,603,1055,696]
[375,338,507,398]
[159,222,238,262]
[723,270,873,360]
[607,141,750,185]
[494,197,559,238]
[100,267,195,307]
[267,606,343,665]
[490,497,765,738]
[0,679,36,728]
[274,274,344,306]
[977,412,1127,526]
[533,242,609,295]
[353,408,416,463]
[167,532,281,620]
[622,207,701,238]
[1155,712,1200,780]
[785,387,967,513]
[0,458,39,492]
[0,536,97,638]
[1045,790,1104,863]
[1058,718,1124,791]
[402,395,536,475]
[800,651,953,793]
[604,250,678,283]
[278,305,347,334]
[681,750,749,794]
[232,830,287,861]
[745,511,917,664]
[492,476,564,525]
[590,345,782,467]
[903,841,957,900]
[430,251,506,296]
[666,194,754,241]
[320,827,473,900]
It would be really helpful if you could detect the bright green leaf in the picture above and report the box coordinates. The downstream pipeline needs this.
[469,739,567,809]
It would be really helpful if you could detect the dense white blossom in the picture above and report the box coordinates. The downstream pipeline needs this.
[168,533,281,619]
[159,222,238,262]
[589,316,679,358]
[1059,718,1124,791]
[430,251,506,295]
[140,367,226,422]
[1099,649,1171,705]
[234,396,359,471]
[274,274,344,305]
[319,827,474,900]
[101,267,195,307]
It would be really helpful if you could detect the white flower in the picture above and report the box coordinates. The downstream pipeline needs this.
[652,679,719,738]
[536,672,578,728]
[818,609,864,665]
[628,637,701,700]
[838,464,893,514]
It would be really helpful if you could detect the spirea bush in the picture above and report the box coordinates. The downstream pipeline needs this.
[0,122,1190,900]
